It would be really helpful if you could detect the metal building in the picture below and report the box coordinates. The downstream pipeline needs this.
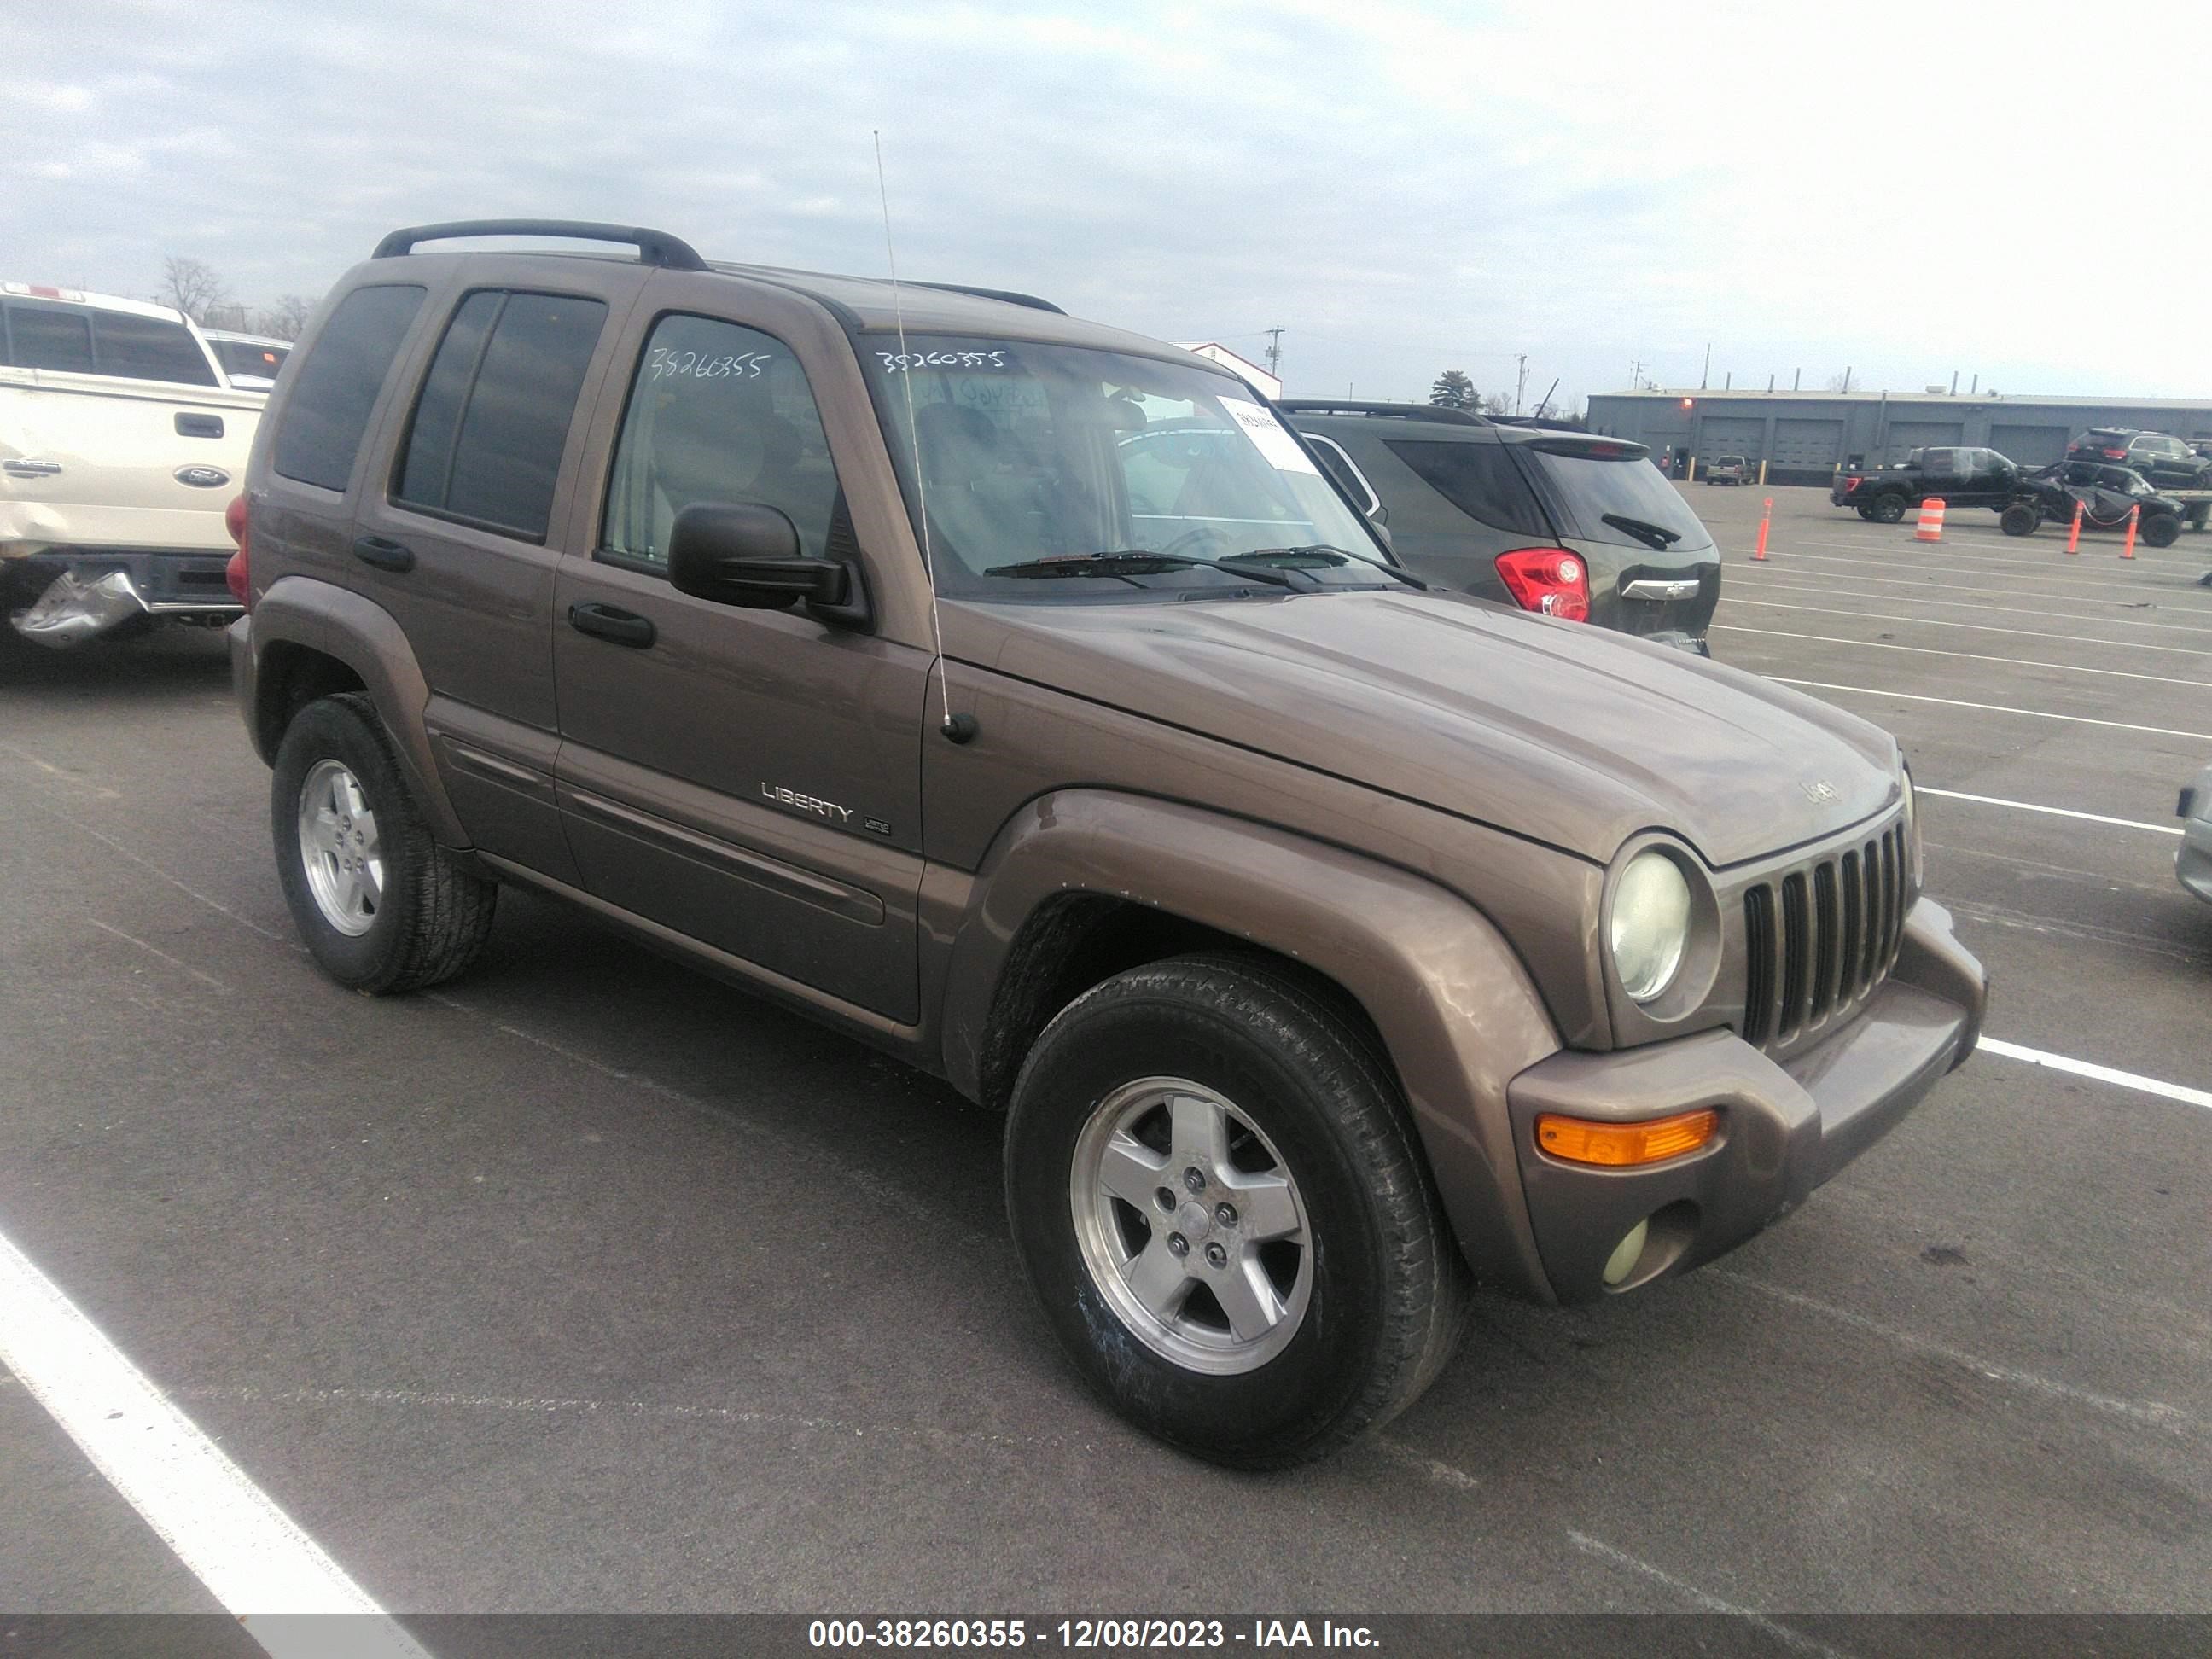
[1582,389,2212,485]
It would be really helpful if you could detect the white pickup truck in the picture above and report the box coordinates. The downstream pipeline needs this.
[2,283,266,647]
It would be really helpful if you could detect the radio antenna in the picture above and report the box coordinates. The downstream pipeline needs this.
[874,131,972,743]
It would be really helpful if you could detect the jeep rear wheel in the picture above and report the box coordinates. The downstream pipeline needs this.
[2142,512,2182,549]
[1004,955,1465,1468]
[271,693,497,993]
[2000,503,2040,537]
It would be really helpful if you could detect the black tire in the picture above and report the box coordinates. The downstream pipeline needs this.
[2142,513,2181,549]
[2187,503,2210,531]
[1855,504,1877,521]
[1999,503,2040,538]
[271,692,497,993]
[1004,953,1466,1468]
[1869,493,1907,524]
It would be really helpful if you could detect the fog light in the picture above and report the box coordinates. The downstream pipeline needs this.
[1603,1219,1650,1287]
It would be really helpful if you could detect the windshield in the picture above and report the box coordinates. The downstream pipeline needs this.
[1517,445,1713,551]
[865,335,1393,598]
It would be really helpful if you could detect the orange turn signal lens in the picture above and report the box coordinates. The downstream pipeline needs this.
[1535,1109,1719,1167]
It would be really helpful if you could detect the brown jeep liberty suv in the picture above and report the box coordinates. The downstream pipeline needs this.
[227,221,1988,1467]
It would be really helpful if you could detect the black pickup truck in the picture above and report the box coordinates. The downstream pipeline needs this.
[1831,446,2018,521]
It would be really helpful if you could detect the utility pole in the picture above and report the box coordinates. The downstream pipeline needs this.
[1700,342,1711,388]
[1263,326,1285,384]
[1515,353,1528,416]
[1629,357,1645,391]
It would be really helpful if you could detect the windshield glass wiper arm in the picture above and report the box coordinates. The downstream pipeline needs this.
[1601,513,1682,550]
[982,552,1304,590]
[1232,544,1427,590]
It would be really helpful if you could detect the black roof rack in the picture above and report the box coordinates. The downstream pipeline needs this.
[371,220,707,271]
[911,281,1064,315]
[1276,399,1488,428]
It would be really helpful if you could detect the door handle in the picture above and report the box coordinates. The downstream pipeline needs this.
[352,535,416,573]
[568,602,655,649]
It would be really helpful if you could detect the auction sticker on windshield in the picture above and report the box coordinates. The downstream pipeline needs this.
[1220,396,1321,475]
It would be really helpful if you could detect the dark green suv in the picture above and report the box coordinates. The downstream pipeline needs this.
[1284,402,1720,654]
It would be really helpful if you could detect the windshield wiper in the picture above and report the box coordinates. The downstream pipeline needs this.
[1601,513,1682,550]
[1233,544,1428,590]
[983,552,1304,590]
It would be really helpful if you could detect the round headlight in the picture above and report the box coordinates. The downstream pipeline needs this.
[1611,850,1692,1002]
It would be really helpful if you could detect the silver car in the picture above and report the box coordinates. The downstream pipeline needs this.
[2180,764,2212,904]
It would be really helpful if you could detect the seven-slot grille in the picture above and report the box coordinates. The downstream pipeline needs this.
[1741,820,1909,1051]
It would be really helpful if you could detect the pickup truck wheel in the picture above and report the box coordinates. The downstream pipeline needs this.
[1999,504,2040,537]
[1869,493,1906,524]
[2142,513,2182,549]
[1004,954,1464,1468]
[271,693,497,993]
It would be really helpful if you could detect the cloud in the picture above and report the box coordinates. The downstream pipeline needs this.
[5,0,2210,406]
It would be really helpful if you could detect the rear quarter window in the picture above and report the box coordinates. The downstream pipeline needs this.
[93,312,218,386]
[1380,439,1550,538]
[273,285,428,492]
[3,300,95,374]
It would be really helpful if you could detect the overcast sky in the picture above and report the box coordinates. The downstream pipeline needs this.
[9,0,2208,411]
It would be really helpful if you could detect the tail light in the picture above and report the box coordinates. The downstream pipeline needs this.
[1842,475,1864,492]
[1495,547,1590,621]
[224,493,251,607]
[2101,447,2128,460]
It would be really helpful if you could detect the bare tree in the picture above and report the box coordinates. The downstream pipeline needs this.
[159,255,231,324]
[251,294,317,341]
[1481,392,1513,416]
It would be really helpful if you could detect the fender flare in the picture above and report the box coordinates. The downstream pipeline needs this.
[246,575,469,847]
[940,789,1566,1300]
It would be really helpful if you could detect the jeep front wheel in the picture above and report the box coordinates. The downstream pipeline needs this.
[2000,503,2039,537]
[1004,955,1465,1468]
[271,693,497,993]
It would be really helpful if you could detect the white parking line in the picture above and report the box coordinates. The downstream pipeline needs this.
[1718,625,2212,690]
[0,1228,431,1659]
[1565,1531,1854,1657]
[1747,534,2203,574]
[1738,547,2203,595]
[1773,679,2212,743]
[1979,1037,2212,1112]
[1916,788,2183,836]
[1717,597,2212,656]
[1730,570,2212,634]
[1732,562,2212,614]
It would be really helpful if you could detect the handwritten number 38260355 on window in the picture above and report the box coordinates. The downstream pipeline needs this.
[876,350,1008,372]
[649,347,772,381]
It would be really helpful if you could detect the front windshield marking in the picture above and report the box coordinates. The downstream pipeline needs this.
[864,335,1392,599]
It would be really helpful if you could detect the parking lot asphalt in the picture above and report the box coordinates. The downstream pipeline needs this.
[3,486,2209,1635]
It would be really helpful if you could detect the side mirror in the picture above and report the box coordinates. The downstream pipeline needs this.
[1367,502,1390,528]
[667,503,864,621]
[1370,520,1394,551]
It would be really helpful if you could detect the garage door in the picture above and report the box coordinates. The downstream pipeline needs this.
[1884,420,1963,463]
[1989,424,2072,466]
[1773,418,1843,469]
[1697,417,1764,464]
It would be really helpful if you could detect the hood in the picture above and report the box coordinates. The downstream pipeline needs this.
[946,591,1900,868]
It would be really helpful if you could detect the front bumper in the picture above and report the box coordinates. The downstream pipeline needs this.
[1503,897,1987,1304]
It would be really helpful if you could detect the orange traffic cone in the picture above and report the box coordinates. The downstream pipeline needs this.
[1754,498,1773,561]
[2066,499,2082,555]
[2121,505,2138,559]
[1915,498,1945,542]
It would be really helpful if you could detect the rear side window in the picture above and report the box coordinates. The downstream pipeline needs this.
[1382,439,1550,538]
[95,312,218,386]
[4,301,95,374]
[212,339,288,381]
[1518,445,1713,550]
[274,285,428,492]
[395,289,608,542]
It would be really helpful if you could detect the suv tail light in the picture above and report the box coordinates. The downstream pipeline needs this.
[2101,447,2128,460]
[224,493,251,607]
[1495,547,1590,621]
